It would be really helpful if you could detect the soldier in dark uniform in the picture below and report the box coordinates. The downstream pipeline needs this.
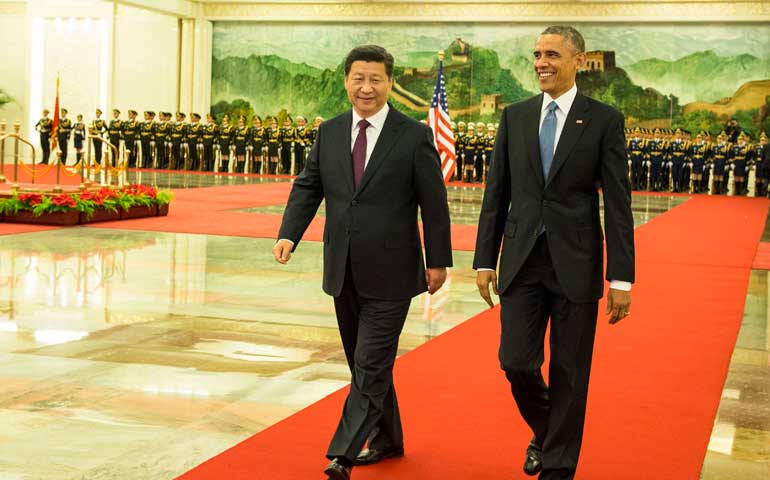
[310,116,323,147]
[123,110,140,168]
[279,115,295,175]
[248,115,265,174]
[202,114,218,171]
[35,109,52,164]
[730,131,751,195]
[627,127,645,190]
[139,111,156,168]
[73,114,86,165]
[294,116,310,174]
[266,117,281,174]
[484,123,496,182]
[690,131,710,193]
[669,128,690,192]
[233,116,249,173]
[462,122,476,183]
[473,122,486,182]
[187,113,202,171]
[454,121,467,180]
[725,118,740,144]
[711,131,731,194]
[57,108,73,165]
[756,132,769,196]
[170,112,187,169]
[90,108,107,165]
[154,112,171,169]
[647,128,668,191]
[108,109,123,166]
[218,115,234,172]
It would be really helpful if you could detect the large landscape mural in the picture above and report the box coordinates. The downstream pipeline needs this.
[211,23,770,135]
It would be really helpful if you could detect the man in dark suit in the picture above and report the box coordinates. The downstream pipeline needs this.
[273,45,453,480]
[474,26,635,480]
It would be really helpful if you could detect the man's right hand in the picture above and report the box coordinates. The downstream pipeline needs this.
[272,239,294,264]
[476,270,499,308]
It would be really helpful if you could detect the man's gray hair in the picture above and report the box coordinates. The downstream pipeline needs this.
[541,26,586,54]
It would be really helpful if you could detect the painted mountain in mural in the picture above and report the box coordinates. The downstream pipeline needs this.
[0,88,11,109]
[625,51,770,104]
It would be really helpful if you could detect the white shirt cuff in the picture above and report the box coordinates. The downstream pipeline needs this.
[278,239,295,246]
[610,280,632,291]
[476,268,495,272]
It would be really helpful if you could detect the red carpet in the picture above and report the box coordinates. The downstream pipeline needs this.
[176,195,768,480]
[89,182,481,250]
[752,242,770,270]
[1,163,83,188]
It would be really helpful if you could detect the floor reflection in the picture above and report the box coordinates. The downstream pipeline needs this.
[126,170,292,190]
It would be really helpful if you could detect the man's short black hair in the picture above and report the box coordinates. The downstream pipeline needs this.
[344,45,394,78]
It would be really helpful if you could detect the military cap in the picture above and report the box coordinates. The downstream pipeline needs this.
[457,121,466,127]
[191,113,201,120]
[487,123,495,130]
[760,132,768,141]
[61,108,68,114]
[467,122,475,128]
[128,109,137,115]
[113,108,120,114]
[95,108,102,114]
[177,112,186,118]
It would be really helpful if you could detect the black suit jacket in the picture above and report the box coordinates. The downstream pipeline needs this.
[278,106,453,300]
[473,93,635,303]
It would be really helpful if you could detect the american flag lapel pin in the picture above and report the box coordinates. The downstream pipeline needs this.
[576,120,584,124]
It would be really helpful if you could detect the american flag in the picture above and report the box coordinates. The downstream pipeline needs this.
[427,59,456,183]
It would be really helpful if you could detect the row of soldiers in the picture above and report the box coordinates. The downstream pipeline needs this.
[35,108,324,175]
[451,121,497,183]
[625,127,769,195]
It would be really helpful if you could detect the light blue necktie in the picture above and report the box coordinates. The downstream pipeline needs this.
[539,101,559,179]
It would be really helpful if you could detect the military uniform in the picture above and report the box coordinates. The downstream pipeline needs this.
[108,110,123,166]
[73,119,86,164]
[462,123,477,183]
[201,119,218,171]
[58,116,73,165]
[90,112,107,165]
[711,134,731,195]
[187,114,202,171]
[647,131,668,191]
[280,123,295,175]
[154,115,171,169]
[139,112,156,168]
[730,132,751,195]
[473,127,486,182]
[266,124,281,174]
[294,122,310,175]
[484,124,495,183]
[170,114,188,169]
[454,122,467,180]
[627,129,646,190]
[35,115,52,164]
[233,124,249,173]
[249,122,265,174]
[755,133,768,196]
[123,111,140,168]
[690,133,711,193]
[218,123,234,172]
[669,129,690,192]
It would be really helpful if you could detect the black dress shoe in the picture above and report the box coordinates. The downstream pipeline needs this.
[324,458,351,480]
[354,445,405,466]
[523,440,543,476]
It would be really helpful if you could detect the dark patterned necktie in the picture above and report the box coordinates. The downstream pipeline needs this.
[352,119,370,187]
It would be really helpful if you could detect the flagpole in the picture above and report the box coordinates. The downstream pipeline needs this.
[53,72,62,193]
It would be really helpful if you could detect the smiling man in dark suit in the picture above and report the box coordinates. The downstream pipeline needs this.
[273,45,453,480]
[474,26,635,479]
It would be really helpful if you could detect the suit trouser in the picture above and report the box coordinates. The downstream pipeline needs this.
[327,259,410,462]
[40,133,50,164]
[499,234,598,480]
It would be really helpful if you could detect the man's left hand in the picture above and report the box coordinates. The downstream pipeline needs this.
[426,268,447,294]
[606,288,631,324]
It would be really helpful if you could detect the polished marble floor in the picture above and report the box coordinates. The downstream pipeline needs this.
[0,173,765,479]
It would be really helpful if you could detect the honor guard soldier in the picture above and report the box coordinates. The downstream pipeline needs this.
[139,111,156,168]
[266,117,281,174]
[627,127,646,190]
[218,115,234,172]
[58,108,73,165]
[90,108,107,165]
[187,113,203,170]
[201,114,218,171]
[455,121,467,180]
[154,112,171,169]
[233,116,249,173]
[711,131,731,194]
[484,123,496,182]
[462,122,477,182]
[73,114,86,164]
[473,122,486,182]
[170,112,187,169]
[669,128,690,192]
[310,116,323,147]
[35,109,53,164]
[249,115,265,174]
[294,116,310,174]
[690,131,711,193]
[108,109,123,166]
[756,132,769,196]
[279,116,295,175]
[730,131,751,195]
[123,110,140,168]
[647,128,667,191]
